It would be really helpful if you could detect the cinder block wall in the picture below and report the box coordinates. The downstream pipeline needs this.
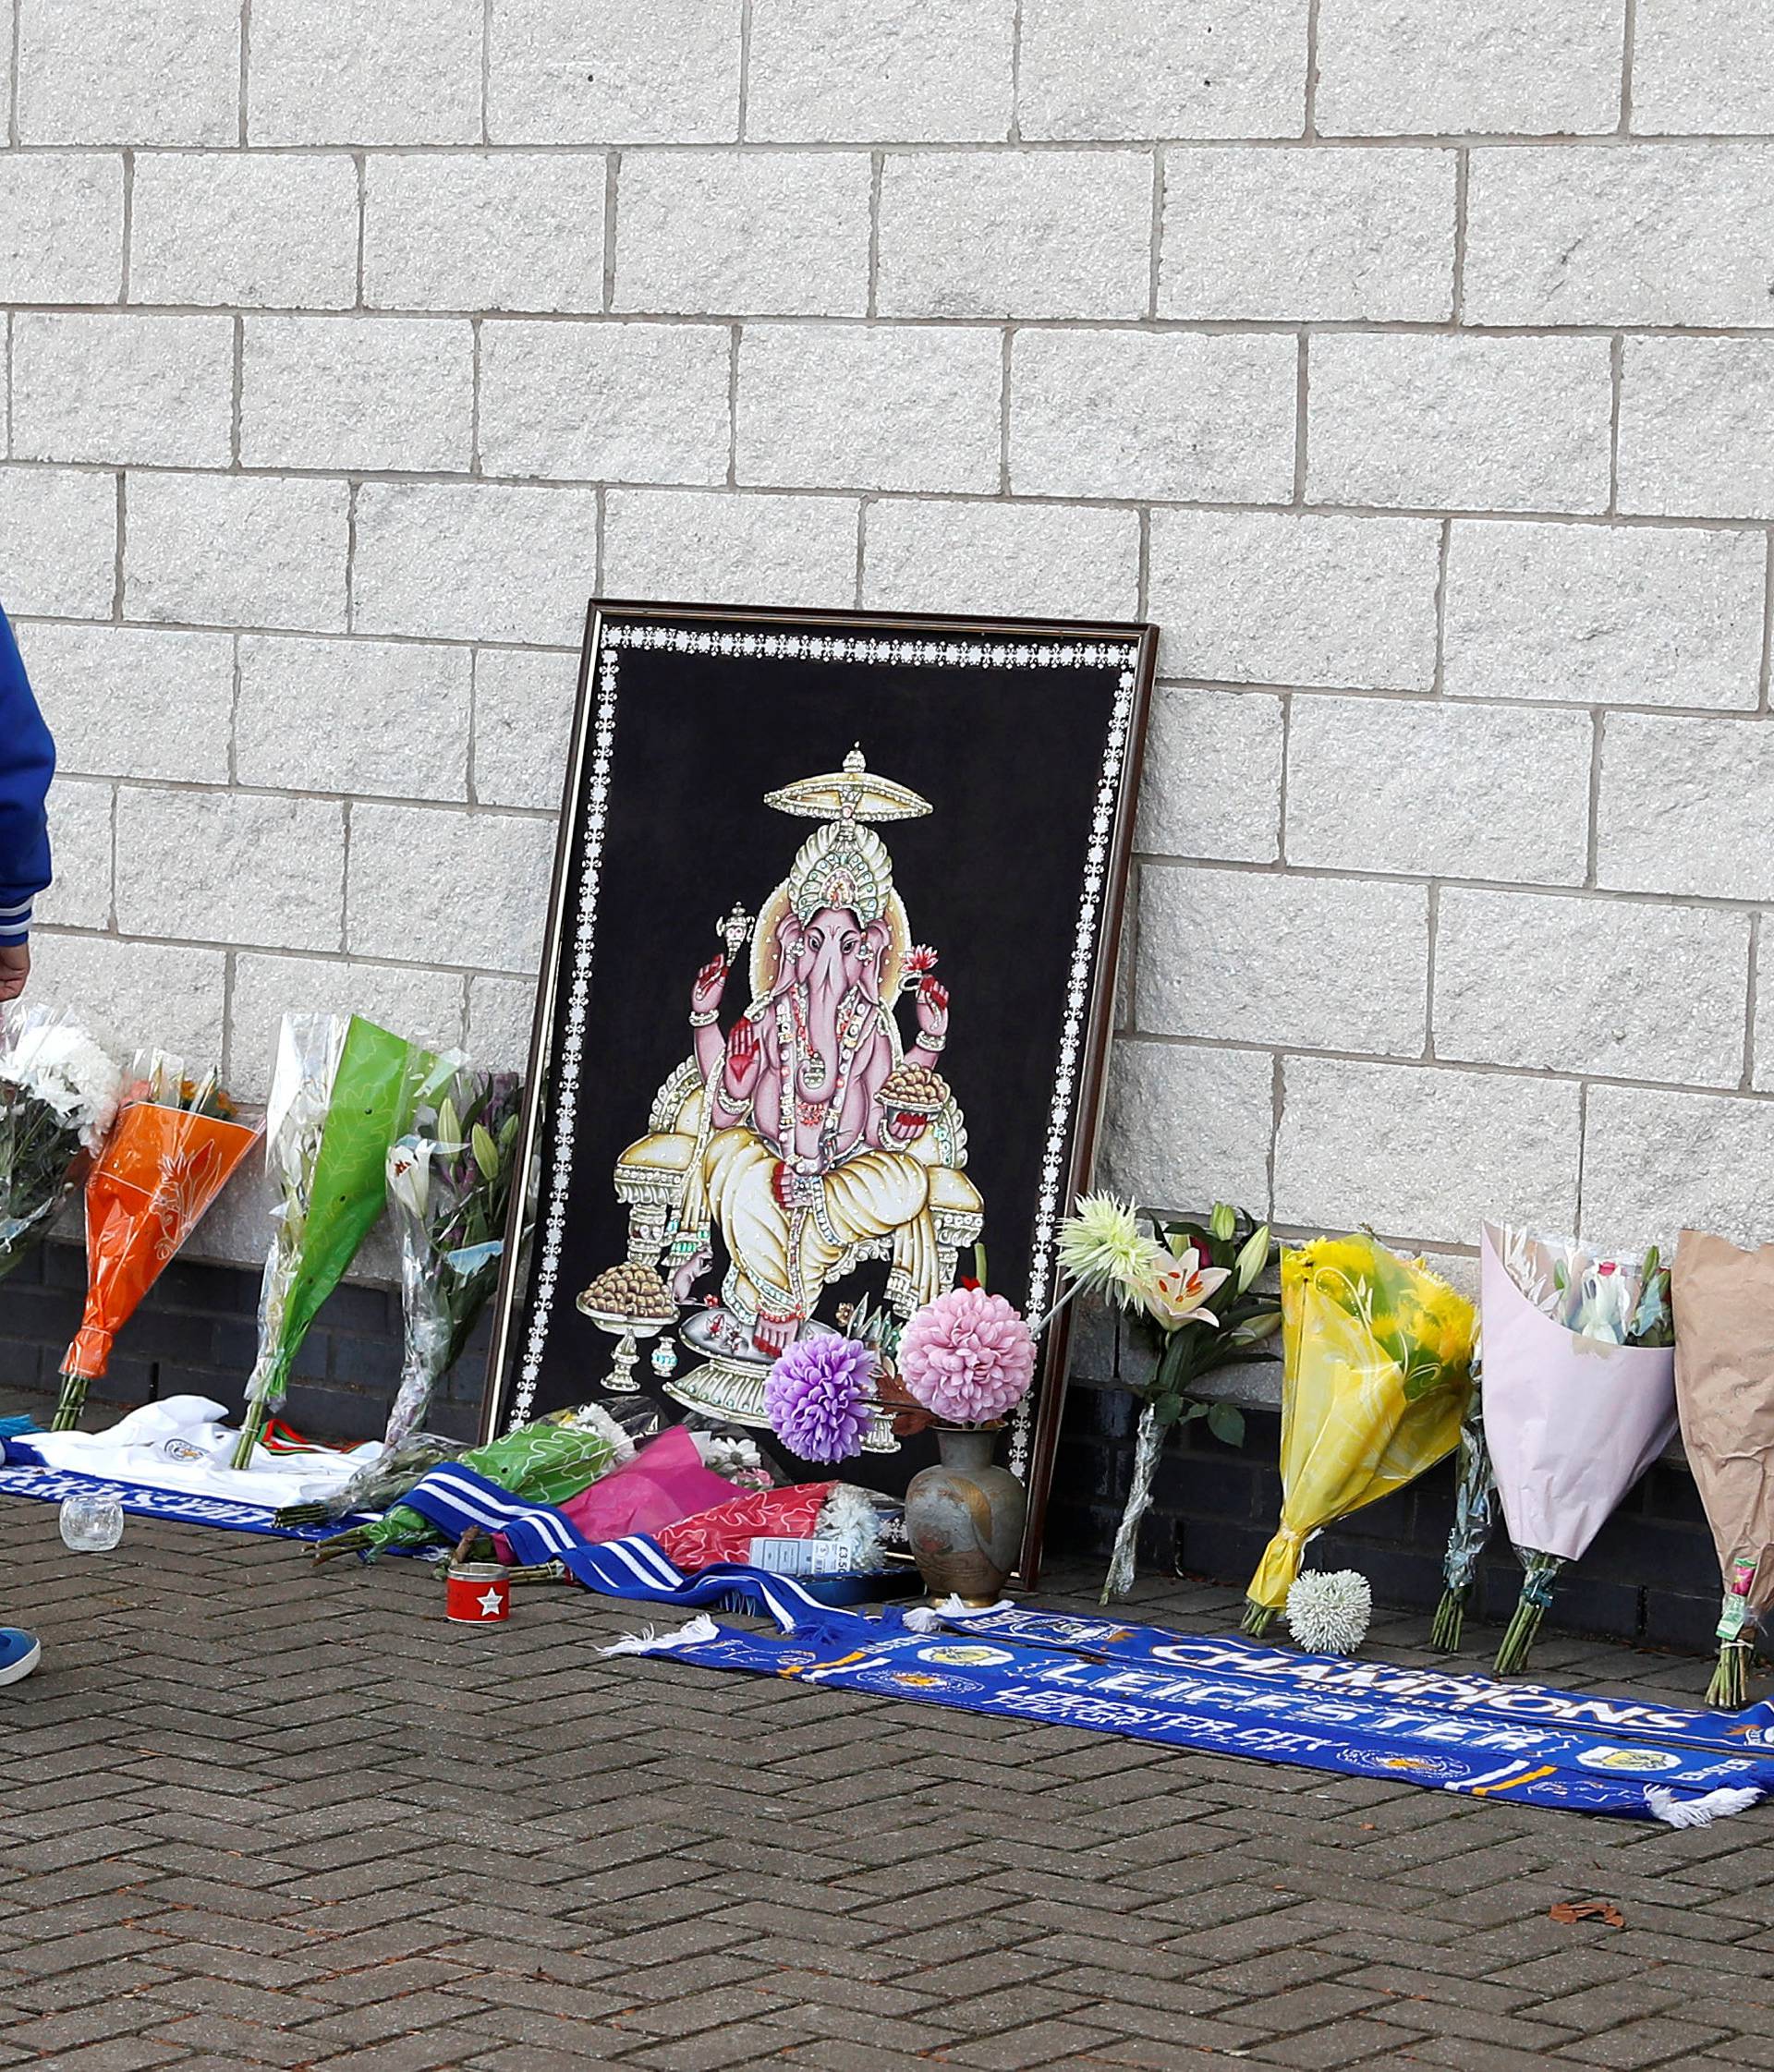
[5,0,1771,1296]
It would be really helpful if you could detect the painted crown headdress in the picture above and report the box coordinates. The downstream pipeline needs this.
[768,747,931,927]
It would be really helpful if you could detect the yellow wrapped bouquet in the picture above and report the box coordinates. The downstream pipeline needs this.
[1243,1232,1476,1636]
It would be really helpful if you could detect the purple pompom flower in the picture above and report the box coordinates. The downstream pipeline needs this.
[764,1335,876,1464]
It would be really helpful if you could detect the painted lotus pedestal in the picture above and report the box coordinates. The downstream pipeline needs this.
[601,748,985,1449]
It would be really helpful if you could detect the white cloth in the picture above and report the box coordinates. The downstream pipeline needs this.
[25,1395,382,1510]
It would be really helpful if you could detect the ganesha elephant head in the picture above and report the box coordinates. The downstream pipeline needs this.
[772,905,892,1064]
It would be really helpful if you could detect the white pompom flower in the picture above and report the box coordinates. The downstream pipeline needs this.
[1285,1569,1372,1655]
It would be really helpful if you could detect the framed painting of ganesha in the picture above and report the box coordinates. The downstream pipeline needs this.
[480,600,1157,1581]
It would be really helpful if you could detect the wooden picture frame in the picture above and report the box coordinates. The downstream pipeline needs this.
[480,600,1157,1583]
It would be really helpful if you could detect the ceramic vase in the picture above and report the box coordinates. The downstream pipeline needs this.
[905,1425,1027,1604]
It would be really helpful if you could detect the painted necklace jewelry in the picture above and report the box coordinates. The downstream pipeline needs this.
[786,983,828,1088]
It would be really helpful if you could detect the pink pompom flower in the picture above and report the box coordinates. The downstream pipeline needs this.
[899,1287,1037,1426]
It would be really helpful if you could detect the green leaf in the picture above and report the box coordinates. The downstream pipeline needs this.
[1152,1395,1185,1426]
[1163,1219,1214,1263]
[471,1123,501,1181]
[1233,1223,1270,1294]
[1206,1402,1245,1448]
[1209,1202,1237,1243]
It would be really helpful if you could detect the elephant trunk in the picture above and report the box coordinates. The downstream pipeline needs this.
[805,935,847,1074]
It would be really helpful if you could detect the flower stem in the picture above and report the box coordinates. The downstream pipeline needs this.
[1428,1584,1468,1654]
[49,1372,90,1433]
[1708,1641,1753,1711]
[1240,1600,1277,1638]
[230,1400,271,1472]
[1492,1550,1562,1676]
[1027,1283,1080,1340]
[1492,1597,1543,1676]
[1100,1401,1162,1603]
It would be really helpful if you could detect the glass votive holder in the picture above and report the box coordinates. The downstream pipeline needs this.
[59,1489,125,1553]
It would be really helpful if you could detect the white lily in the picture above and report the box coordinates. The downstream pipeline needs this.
[1136,1245,1229,1331]
[386,1138,432,1221]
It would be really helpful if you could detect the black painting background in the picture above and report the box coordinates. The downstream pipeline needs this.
[512,614,1129,1501]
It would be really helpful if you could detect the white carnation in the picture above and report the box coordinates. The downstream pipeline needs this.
[1285,1569,1372,1655]
[5,1017,123,1153]
[815,1483,888,1569]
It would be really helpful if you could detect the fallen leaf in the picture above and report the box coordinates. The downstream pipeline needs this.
[1549,1899,1625,1927]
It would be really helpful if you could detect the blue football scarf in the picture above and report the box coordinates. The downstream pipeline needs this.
[393,1465,1774,1826]
[0,1459,346,1540]
[395,1463,853,1631]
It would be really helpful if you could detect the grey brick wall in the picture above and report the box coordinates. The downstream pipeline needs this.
[3,0,1771,1292]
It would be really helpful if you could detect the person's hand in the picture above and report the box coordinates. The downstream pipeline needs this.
[0,944,28,1004]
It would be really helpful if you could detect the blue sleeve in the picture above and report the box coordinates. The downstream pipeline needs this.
[0,609,54,944]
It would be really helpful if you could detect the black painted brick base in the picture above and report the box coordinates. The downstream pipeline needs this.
[0,1240,488,1446]
[0,1244,1726,1654]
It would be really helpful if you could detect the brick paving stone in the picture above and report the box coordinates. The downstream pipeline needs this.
[1410,2042,1604,2072]
[1079,1995,1268,2051]
[1501,1948,1646,1999]
[1526,1980,1690,2030]
[291,1989,478,2047]
[1049,1964,1240,2016]
[441,1974,632,2024]
[1370,1997,1579,2049]
[629,2028,830,2071]
[304,2030,491,2072]
[142,2013,315,2065]
[10,2045,187,2072]
[927,1981,1098,2034]
[465,2054,628,2072]
[787,2042,958,2072]
[6,1959,183,2012]
[747,1968,941,2018]
[1253,2017,1419,2068]
[1559,2017,1735,2066]
[0,2009,177,2057]
[452,2007,638,2060]
[610,1952,771,2001]
[1342,1962,1526,2013]
[615,1984,796,2039]
[896,1948,1065,1997]
[755,1997,962,2053]
[1244,1982,1388,2036]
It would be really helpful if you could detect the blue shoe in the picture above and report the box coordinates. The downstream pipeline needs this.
[0,1629,40,1685]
